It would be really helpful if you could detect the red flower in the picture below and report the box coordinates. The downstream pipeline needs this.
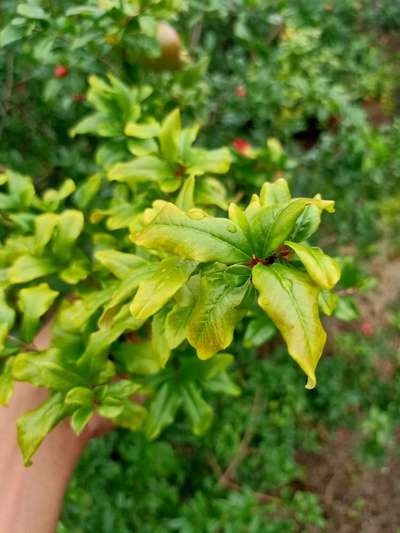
[232,138,251,155]
[54,65,69,79]
[235,85,246,97]
[360,322,375,337]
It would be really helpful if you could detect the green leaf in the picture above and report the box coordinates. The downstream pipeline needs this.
[108,156,171,186]
[131,257,197,320]
[17,4,49,20]
[0,358,14,406]
[195,177,227,210]
[164,276,199,349]
[71,405,94,435]
[13,350,87,391]
[101,379,140,400]
[8,255,57,284]
[181,382,213,436]
[127,138,158,157]
[319,290,338,316]
[0,291,15,350]
[178,125,200,161]
[260,178,291,206]
[125,119,160,139]
[133,202,252,264]
[78,304,143,378]
[151,309,171,368]
[160,109,180,162]
[113,341,162,375]
[0,23,25,47]
[98,398,124,419]
[244,315,276,348]
[145,382,181,440]
[60,257,89,285]
[95,250,148,280]
[42,179,76,211]
[176,175,195,211]
[290,204,322,242]
[187,271,248,359]
[186,147,232,175]
[57,286,116,332]
[334,296,360,321]
[165,304,193,349]
[65,387,94,407]
[285,241,341,290]
[52,210,84,261]
[254,197,335,258]
[111,399,147,430]
[70,112,119,138]
[73,173,101,209]
[34,213,59,253]
[252,263,326,389]
[18,283,59,342]
[17,393,67,465]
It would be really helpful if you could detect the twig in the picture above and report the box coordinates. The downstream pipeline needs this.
[190,19,203,49]
[218,387,263,487]
[0,52,15,138]
[7,335,39,352]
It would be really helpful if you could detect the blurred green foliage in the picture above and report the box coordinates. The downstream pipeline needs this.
[1,0,400,530]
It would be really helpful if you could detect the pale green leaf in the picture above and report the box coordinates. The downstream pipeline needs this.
[195,176,227,210]
[151,309,171,368]
[160,109,180,162]
[0,358,14,406]
[285,241,341,289]
[252,263,326,389]
[17,4,49,20]
[131,257,197,320]
[12,350,87,391]
[187,271,248,359]
[0,291,15,350]
[186,147,232,175]
[65,387,94,407]
[132,202,252,264]
[95,250,148,280]
[17,393,67,465]
[108,156,171,186]
[290,204,321,242]
[71,405,94,435]
[35,213,59,253]
[260,178,291,206]
[319,290,338,316]
[52,210,84,261]
[18,283,59,341]
[176,175,195,211]
[125,119,160,139]
[8,256,57,284]
[256,197,335,258]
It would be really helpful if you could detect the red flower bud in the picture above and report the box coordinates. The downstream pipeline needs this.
[232,138,251,155]
[360,322,375,337]
[235,85,247,97]
[54,65,69,79]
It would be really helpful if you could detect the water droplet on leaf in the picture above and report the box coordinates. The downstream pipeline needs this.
[188,209,207,220]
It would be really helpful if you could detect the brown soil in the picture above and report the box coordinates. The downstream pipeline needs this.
[358,256,400,328]
[300,436,400,533]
